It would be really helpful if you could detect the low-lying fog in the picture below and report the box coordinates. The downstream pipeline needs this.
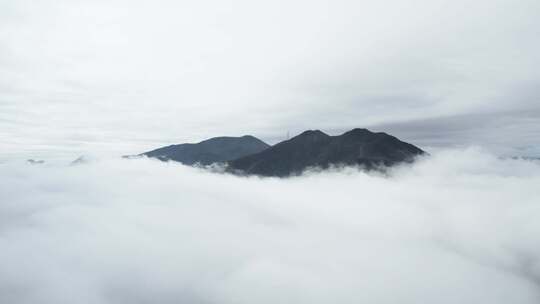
[1,148,539,303]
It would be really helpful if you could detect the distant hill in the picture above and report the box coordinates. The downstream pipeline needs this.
[70,156,92,165]
[27,159,45,165]
[227,128,426,177]
[138,136,270,165]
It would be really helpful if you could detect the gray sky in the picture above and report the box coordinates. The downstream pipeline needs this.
[1,0,539,160]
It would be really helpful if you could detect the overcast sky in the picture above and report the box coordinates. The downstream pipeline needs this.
[1,0,539,161]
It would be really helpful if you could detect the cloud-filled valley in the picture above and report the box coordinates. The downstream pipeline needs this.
[1,148,539,303]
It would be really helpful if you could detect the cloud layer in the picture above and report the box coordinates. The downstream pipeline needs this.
[1,0,540,159]
[1,148,539,303]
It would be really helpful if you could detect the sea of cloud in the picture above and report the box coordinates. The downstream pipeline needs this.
[0,148,539,303]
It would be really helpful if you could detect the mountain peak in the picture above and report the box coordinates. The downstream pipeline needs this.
[228,127,426,177]
[293,130,330,140]
[299,129,328,136]
[139,135,270,165]
[343,128,373,135]
[279,130,331,147]
[133,128,426,177]
[239,135,263,141]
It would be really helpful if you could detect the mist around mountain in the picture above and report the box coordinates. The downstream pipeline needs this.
[2,148,540,304]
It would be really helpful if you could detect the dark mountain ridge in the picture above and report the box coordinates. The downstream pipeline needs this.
[227,128,426,177]
[139,135,270,165]
[134,128,426,176]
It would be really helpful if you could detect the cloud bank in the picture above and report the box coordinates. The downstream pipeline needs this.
[1,148,539,303]
[1,0,540,159]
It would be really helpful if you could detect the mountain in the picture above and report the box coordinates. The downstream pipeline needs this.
[70,156,92,165]
[139,135,270,165]
[227,128,426,177]
[27,159,45,165]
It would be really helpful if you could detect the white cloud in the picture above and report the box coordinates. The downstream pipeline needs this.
[1,148,539,303]
[1,0,539,159]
